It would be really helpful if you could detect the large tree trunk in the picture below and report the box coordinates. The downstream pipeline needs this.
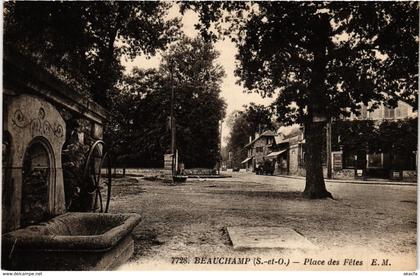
[302,14,333,199]
[303,122,333,199]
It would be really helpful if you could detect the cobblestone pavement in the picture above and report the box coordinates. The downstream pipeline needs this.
[111,172,416,271]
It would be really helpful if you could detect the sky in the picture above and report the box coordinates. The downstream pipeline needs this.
[122,6,275,146]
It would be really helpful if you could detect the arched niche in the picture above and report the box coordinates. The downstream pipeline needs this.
[3,95,66,232]
[21,137,54,227]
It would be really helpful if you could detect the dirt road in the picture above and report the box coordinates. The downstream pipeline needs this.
[110,173,416,270]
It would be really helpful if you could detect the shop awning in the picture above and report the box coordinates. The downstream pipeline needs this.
[241,157,253,164]
[266,149,287,158]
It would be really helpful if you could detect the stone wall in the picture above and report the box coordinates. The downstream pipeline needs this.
[3,95,66,232]
[296,166,306,177]
[184,168,218,175]
[108,167,219,176]
[294,166,356,179]
[108,168,167,177]
[324,168,355,179]
[402,170,417,182]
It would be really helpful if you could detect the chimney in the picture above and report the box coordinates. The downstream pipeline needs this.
[249,136,252,143]
[255,132,259,139]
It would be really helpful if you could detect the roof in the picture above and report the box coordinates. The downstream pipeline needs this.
[3,49,108,124]
[241,157,253,164]
[260,130,277,136]
[266,149,287,158]
[275,135,287,145]
[275,126,304,144]
[244,130,277,148]
[284,127,303,139]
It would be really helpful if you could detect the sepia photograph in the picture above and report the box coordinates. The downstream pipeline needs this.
[1,1,418,273]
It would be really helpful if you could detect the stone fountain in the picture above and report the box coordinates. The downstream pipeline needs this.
[2,50,141,270]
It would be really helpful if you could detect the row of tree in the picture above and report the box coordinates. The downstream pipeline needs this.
[5,2,418,199]
[184,1,418,198]
[107,37,226,168]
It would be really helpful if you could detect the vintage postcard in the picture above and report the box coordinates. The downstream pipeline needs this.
[1,1,417,273]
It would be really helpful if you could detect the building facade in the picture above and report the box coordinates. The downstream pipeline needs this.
[242,130,277,172]
[240,101,416,181]
[275,101,417,181]
[336,101,417,180]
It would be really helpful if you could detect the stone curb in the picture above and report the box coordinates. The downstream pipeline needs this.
[274,174,417,186]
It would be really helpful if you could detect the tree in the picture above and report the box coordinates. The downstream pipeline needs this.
[376,118,418,171]
[227,115,249,168]
[226,103,275,168]
[103,69,166,169]
[107,37,226,168]
[331,117,418,173]
[331,120,378,171]
[4,1,180,107]
[184,2,418,198]
[332,120,377,154]
[160,37,227,168]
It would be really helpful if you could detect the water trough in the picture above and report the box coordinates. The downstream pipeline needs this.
[2,213,141,270]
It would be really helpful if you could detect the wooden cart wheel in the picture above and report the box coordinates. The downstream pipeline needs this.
[83,140,112,213]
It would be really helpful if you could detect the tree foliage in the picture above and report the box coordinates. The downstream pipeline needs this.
[163,37,227,167]
[331,117,418,170]
[185,2,418,120]
[107,37,226,168]
[4,1,180,107]
[376,118,418,155]
[332,118,418,155]
[185,2,418,198]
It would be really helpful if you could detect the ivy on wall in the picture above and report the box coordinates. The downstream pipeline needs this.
[331,118,417,160]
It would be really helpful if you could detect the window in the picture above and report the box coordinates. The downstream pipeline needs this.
[357,105,368,119]
[396,104,408,119]
[367,153,383,168]
[369,108,381,120]
[384,107,395,119]
[298,144,305,166]
[256,147,263,153]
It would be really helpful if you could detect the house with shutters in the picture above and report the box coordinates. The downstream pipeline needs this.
[241,100,416,181]
[272,126,305,176]
[241,130,277,172]
[274,101,417,180]
[241,127,305,175]
[333,101,417,180]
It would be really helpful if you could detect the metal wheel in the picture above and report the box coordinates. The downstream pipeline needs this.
[83,140,112,213]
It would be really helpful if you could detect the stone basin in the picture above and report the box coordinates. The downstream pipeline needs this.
[2,212,141,271]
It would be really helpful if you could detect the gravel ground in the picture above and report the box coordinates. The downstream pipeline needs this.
[109,173,416,271]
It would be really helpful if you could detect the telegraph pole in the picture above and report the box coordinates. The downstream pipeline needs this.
[326,118,332,179]
[170,60,176,176]
[218,120,223,174]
